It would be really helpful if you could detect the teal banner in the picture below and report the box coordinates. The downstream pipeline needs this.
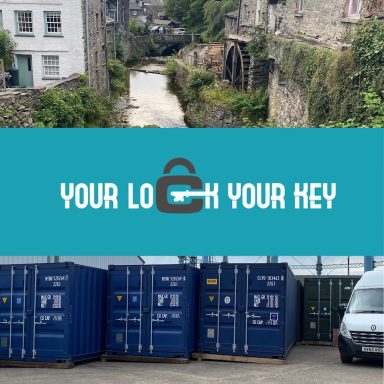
[0,128,382,256]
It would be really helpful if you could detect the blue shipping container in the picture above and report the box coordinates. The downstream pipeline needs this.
[107,264,198,358]
[0,263,107,363]
[199,263,297,359]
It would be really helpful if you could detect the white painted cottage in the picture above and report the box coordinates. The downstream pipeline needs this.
[0,0,110,91]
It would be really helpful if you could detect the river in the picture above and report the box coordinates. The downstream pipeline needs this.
[118,61,187,128]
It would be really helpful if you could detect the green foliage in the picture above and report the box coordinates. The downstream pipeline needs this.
[3,108,14,118]
[164,0,190,23]
[164,58,177,83]
[164,0,238,41]
[201,83,268,124]
[202,0,238,41]
[34,86,113,128]
[247,32,268,60]
[0,30,17,69]
[130,18,144,36]
[351,19,384,90]
[108,59,128,95]
[184,68,216,100]
[183,0,206,33]
[271,19,384,127]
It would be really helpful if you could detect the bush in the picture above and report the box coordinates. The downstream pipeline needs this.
[164,58,177,83]
[185,68,216,100]
[34,86,113,128]
[201,83,268,125]
[0,30,17,69]
[108,59,128,95]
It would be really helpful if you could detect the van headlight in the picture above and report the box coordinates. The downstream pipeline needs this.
[340,322,352,339]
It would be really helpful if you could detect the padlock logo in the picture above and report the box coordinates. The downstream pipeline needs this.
[156,158,203,213]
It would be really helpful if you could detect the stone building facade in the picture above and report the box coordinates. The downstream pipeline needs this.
[223,0,382,126]
[0,0,111,92]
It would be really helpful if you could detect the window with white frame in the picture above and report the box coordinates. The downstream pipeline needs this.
[297,0,305,13]
[347,0,361,17]
[42,55,60,78]
[45,11,62,35]
[16,11,33,34]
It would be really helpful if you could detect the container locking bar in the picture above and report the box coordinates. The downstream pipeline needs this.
[244,265,250,354]
[149,266,155,354]
[125,266,130,353]
[216,265,222,352]
[138,266,144,353]
[32,265,38,359]
[232,265,238,353]
[317,279,321,340]
[21,266,27,358]
[8,267,14,358]
[329,279,333,340]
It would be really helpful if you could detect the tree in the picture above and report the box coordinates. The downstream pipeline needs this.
[203,0,238,41]
[0,30,17,69]
[164,0,190,24]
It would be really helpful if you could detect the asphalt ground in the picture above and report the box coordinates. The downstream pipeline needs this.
[0,345,382,384]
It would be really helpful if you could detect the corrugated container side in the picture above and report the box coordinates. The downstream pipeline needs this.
[69,265,107,359]
[0,262,107,363]
[198,263,297,359]
[107,264,198,358]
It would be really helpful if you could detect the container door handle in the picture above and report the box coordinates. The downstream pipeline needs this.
[149,266,155,354]
[125,266,130,353]
[329,279,333,341]
[232,265,238,353]
[317,279,321,340]
[138,266,144,353]
[244,265,250,354]
[216,265,222,352]
[21,266,27,358]
[8,267,14,358]
[32,265,38,359]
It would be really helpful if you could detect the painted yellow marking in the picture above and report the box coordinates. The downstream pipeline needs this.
[311,306,316,311]
[209,296,215,302]
[117,296,123,302]
[207,279,217,285]
[2,297,7,304]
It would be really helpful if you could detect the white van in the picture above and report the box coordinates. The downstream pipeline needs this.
[338,269,384,363]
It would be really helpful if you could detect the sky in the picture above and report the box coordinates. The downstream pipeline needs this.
[142,256,384,276]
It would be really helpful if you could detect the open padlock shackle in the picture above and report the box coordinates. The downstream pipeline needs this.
[163,158,196,174]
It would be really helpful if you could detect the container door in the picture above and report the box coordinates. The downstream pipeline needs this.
[109,266,146,354]
[147,266,188,356]
[304,279,333,341]
[0,266,30,360]
[243,265,284,357]
[30,265,69,360]
[200,265,241,355]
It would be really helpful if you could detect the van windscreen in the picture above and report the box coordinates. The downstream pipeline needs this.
[347,288,384,314]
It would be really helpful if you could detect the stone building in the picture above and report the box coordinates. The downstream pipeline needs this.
[0,0,111,92]
[223,0,382,125]
[106,0,130,59]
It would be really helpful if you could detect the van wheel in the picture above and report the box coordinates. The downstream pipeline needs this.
[340,354,353,364]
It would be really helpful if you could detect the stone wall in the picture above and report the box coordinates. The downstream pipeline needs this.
[82,0,110,93]
[268,64,308,127]
[173,60,243,128]
[185,103,243,128]
[268,0,363,47]
[0,74,82,128]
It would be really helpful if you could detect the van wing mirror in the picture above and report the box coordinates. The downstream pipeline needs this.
[338,303,347,318]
